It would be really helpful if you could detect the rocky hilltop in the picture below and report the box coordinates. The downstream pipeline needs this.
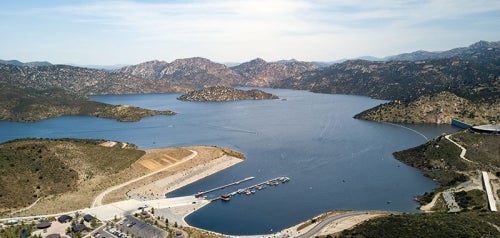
[354,92,499,125]
[231,58,318,87]
[178,86,278,102]
[385,40,500,61]
[276,42,499,103]
[116,57,243,86]
[0,64,190,96]
[116,57,318,88]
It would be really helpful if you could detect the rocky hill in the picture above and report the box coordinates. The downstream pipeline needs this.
[385,40,500,61]
[0,85,175,122]
[116,57,318,88]
[116,57,243,87]
[178,86,278,102]
[231,58,318,87]
[0,59,52,67]
[276,42,499,103]
[354,92,499,125]
[0,63,190,96]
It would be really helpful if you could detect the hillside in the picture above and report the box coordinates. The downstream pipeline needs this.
[276,41,499,104]
[0,59,52,67]
[0,63,190,96]
[0,85,175,122]
[0,138,144,211]
[385,40,500,61]
[116,57,243,87]
[338,212,500,238]
[354,92,499,125]
[393,131,500,186]
[178,86,278,102]
[231,58,318,87]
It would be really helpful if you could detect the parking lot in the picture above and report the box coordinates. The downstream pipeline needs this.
[118,215,167,238]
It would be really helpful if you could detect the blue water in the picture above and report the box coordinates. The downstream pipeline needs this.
[0,88,457,235]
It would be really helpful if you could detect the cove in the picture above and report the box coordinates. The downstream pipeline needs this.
[0,88,457,235]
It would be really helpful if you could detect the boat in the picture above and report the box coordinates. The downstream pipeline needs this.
[221,194,231,201]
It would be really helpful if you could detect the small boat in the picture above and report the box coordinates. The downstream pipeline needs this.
[221,194,231,201]
[250,190,256,194]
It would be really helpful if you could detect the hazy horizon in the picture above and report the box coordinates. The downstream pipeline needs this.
[1,0,499,65]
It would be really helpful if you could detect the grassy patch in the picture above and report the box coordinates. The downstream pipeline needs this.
[0,138,144,210]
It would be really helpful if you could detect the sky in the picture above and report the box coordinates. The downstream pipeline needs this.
[1,0,499,65]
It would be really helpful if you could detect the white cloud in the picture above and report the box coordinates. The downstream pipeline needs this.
[3,0,500,64]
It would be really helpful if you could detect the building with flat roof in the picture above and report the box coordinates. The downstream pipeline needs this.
[472,124,500,134]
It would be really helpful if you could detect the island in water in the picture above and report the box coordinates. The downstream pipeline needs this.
[178,86,279,102]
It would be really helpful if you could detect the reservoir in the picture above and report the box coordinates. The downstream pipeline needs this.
[0,88,457,235]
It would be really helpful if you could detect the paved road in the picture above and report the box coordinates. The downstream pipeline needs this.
[296,211,370,238]
[92,150,198,207]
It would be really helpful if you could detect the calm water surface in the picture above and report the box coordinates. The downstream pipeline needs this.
[0,88,457,235]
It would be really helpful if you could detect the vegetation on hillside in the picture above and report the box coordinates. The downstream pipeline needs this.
[276,49,499,103]
[177,86,278,102]
[338,212,500,238]
[393,130,499,186]
[0,85,175,122]
[0,63,190,96]
[354,91,499,125]
[0,138,144,210]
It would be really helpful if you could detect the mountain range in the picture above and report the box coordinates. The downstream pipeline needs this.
[1,40,499,124]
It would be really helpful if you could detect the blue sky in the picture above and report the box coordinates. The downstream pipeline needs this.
[1,0,499,65]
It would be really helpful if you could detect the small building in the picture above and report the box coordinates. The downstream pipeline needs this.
[36,222,52,229]
[83,214,94,222]
[57,215,72,223]
[72,224,87,232]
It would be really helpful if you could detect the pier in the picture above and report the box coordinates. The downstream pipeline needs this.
[194,177,255,197]
[213,176,290,201]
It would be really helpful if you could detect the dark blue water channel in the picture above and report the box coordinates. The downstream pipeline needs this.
[0,88,457,235]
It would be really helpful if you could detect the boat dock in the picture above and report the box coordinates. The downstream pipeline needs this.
[213,176,290,201]
[194,177,255,198]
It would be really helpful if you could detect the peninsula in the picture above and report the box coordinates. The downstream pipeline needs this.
[0,86,175,122]
[177,86,279,102]
[0,138,244,216]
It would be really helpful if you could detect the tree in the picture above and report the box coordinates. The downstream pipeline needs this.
[151,207,155,214]
[91,218,98,228]
[174,222,178,228]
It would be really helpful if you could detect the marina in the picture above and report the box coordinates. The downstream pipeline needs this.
[213,176,290,201]
[194,176,255,198]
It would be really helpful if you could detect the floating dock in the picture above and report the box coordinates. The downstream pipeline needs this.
[213,176,290,201]
[194,177,255,198]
